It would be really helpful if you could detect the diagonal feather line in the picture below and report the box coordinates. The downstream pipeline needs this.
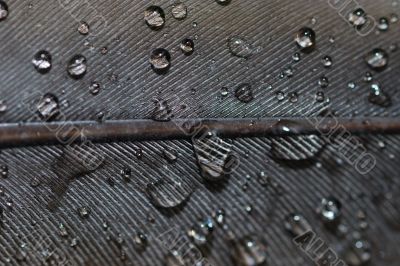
[0,117,399,149]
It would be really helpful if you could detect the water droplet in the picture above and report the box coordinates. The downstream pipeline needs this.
[30,177,41,187]
[32,50,52,74]
[216,0,231,5]
[120,167,131,182]
[389,43,398,52]
[348,8,367,27]
[368,83,391,107]
[295,27,316,52]
[221,87,229,97]
[390,13,399,23]
[144,6,165,30]
[289,92,298,103]
[59,223,69,237]
[150,48,171,74]
[284,213,312,237]
[0,1,8,21]
[228,36,257,58]
[187,217,214,246]
[151,99,172,121]
[100,46,108,55]
[163,148,178,163]
[77,206,91,218]
[0,165,8,178]
[348,82,357,90]
[89,81,101,95]
[365,48,388,70]
[235,83,254,103]
[315,91,325,102]
[328,35,335,44]
[322,55,332,68]
[171,3,187,20]
[316,197,341,226]
[363,72,373,83]
[276,91,285,101]
[78,21,90,35]
[180,38,194,55]
[344,239,371,266]
[283,66,294,78]
[378,17,389,31]
[146,178,192,208]
[292,52,301,62]
[67,54,87,79]
[0,100,7,113]
[231,236,268,266]
[36,93,60,121]
[134,232,147,251]
[213,209,225,225]
[70,238,78,247]
[318,76,329,88]
[192,21,198,28]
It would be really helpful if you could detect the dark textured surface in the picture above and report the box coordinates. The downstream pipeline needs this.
[0,0,400,265]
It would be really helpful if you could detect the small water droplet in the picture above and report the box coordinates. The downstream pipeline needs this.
[316,197,342,226]
[348,82,357,90]
[368,83,391,107]
[36,93,60,121]
[30,177,41,187]
[0,100,7,113]
[77,206,91,218]
[78,21,90,35]
[144,6,165,30]
[171,3,187,20]
[390,13,399,23]
[378,17,389,31]
[213,209,225,225]
[59,223,69,237]
[67,54,87,79]
[89,81,101,95]
[344,239,371,266]
[231,236,268,266]
[328,35,335,44]
[180,38,194,55]
[187,217,214,246]
[295,27,316,52]
[289,92,298,103]
[32,50,52,74]
[276,91,285,101]
[150,48,171,74]
[315,91,325,102]
[365,48,388,70]
[235,83,254,103]
[70,238,78,247]
[120,167,131,182]
[216,0,231,5]
[348,8,367,27]
[318,76,329,88]
[284,213,312,236]
[322,55,333,68]
[221,87,229,97]
[134,232,147,251]
[146,178,192,208]
[0,165,8,178]
[163,148,178,163]
[192,21,198,28]
[228,36,257,58]
[0,1,8,21]
[363,72,373,83]
[292,52,301,62]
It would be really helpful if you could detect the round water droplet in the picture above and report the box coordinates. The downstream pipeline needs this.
[32,50,52,74]
[221,87,229,97]
[276,91,285,101]
[284,213,312,236]
[365,48,388,70]
[315,91,325,102]
[289,92,298,103]
[0,1,8,21]
[322,55,332,68]
[134,232,147,251]
[67,55,87,79]
[213,209,225,225]
[295,27,316,51]
[378,17,389,31]
[228,36,256,58]
[390,13,399,23]
[363,72,373,83]
[1,165,8,178]
[37,93,60,121]
[231,236,267,266]
[348,82,356,90]
[180,38,194,55]
[316,197,342,225]
[368,83,391,107]
[348,8,367,27]
[30,177,41,187]
[216,0,231,5]
[146,179,192,208]
[89,81,101,95]
[235,83,253,103]
[318,76,329,88]
[58,223,68,237]
[150,48,171,74]
[171,3,187,20]
[78,21,90,35]
[144,6,165,30]
[77,206,91,218]
[0,100,7,113]
[292,52,301,62]
[120,167,131,182]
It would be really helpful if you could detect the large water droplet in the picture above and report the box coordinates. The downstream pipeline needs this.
[67,54,87,79]
[368,83,391,107]
[171,3,187,20]
[180,38,194,55]
[36,93,60,121]
[365,48,388,70]
[0,1,8,21]
[150,48,171,74]
[144,6,165,30]
[32,50,52,74]
[295,27,316,52]
[235,83,254,103]
[270,135,325,161]
[348,8,367,27]
[146,178,192,208]
[228,36,257,58]
[231,236,268,266]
